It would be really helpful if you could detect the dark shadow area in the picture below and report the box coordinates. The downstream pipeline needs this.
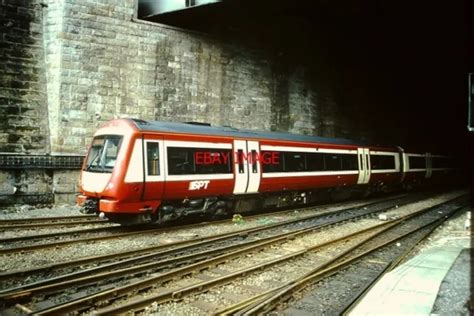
[140,0,472,160]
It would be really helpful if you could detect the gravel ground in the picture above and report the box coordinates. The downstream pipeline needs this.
[0,222,117,239]
[381,190,466,220]
[142,191,466,315]
[29,200,403,315]
[283,229,436,316]
[0,199,375,220]
[0,198,380,274]
[0,204,82,219]
[312,198,471,316]
[408,207,471,255]
[144,222,385,315]
[0,190,466,315]
[278,201,468,316]
[0,203,115,239]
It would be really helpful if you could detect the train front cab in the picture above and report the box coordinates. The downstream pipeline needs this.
[77,121,165,222]
[77,131,126,214]
[101,133,165,219]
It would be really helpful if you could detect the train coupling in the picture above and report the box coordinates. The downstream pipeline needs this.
[79,198,99,214]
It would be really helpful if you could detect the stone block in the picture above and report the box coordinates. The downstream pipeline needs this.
[0,0,398,205]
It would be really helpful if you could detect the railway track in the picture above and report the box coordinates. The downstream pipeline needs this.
[0,194,408,256]
[0,193,458,315]
[0,195,406,284]
[67,197,471,315]
[0,225,138,252]
[217,196,469,315]
[0,215,106,230]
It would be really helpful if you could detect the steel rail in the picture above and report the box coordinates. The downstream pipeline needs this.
[237,203,467,315]
[53,196,464,315]
[0,225,130,243]
[0,195,410,272]
[0,219,110,230]
[0,195,409,302]
[215,198,467,314]
[46,219,393,316]
[0,195,400,255]
[0,194,394,229]
[339,205,469,315]
[0,214,96,224]
[0,200,402,301]
[0,194,402,228]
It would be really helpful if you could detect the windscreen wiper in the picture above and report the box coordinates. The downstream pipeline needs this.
[85,148,103,171]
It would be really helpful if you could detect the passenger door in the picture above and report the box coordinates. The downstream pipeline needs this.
[357,148,371,184]
[233,140,261,194]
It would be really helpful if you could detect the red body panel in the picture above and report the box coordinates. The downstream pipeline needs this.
[163,179,235,200]
[259,174,358,192]
[100,199,162,213]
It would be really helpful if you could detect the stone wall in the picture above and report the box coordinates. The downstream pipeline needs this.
[0,169,53,205]
[50,0,372,155]
[0,0,49,153]
[53,170,80,204]
[0,0,394,204]
[0,0,54,204]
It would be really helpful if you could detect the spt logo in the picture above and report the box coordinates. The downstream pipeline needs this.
[189,180,210,190]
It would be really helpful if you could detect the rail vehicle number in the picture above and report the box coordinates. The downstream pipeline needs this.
[189,180,210,190]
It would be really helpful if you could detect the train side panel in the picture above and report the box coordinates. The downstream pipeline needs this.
[259,174,359,192]
[161,133,236,200]
[77,118,461,223]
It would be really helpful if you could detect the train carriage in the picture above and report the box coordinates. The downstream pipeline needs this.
[77,119,456,224]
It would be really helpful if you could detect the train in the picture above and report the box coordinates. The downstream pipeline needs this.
[76,118,458,224]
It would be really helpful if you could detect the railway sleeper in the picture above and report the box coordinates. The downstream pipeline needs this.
[1,195,444,314]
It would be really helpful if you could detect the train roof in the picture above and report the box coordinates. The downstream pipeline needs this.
[126,119,392,149]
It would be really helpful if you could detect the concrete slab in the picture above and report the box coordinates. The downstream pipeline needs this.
[349,246,464,316]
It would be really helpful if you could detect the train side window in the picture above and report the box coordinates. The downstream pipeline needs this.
[146,142,160,176]
[167,147,195,175]
[195,149,232,174]
[340,154,358,170]
[167,147,232,175]
[408,156,426,169]
[370,155,395,170]
[324,154,341,171]
[261,151,284,173]
[306,153,324,171]
[284,152,306,172]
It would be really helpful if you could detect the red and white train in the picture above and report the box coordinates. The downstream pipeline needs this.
[77,119,457,223]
